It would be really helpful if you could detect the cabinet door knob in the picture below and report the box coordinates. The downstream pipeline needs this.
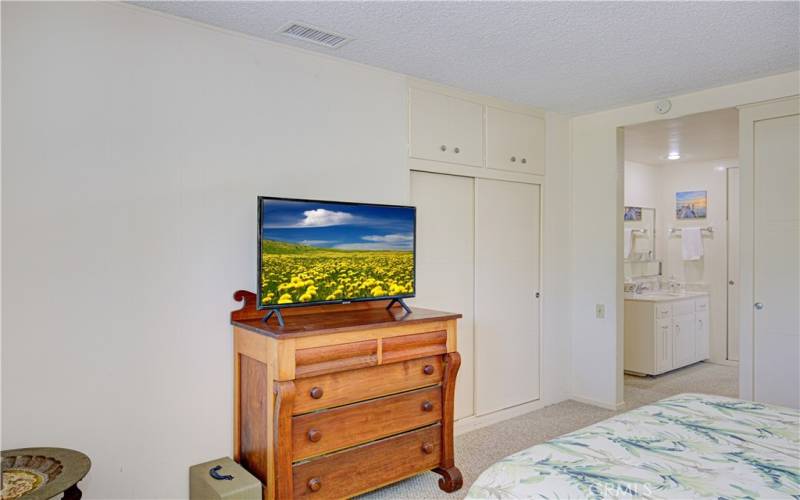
[421,442,434,454]
[421,400,433,412]
[307,429,322,442]
[308,478,322,492]
[510,156,516,162]
[454,147,460,153]
[754,302,764,310]
[521,158,527,164]
[440,145,447,152]
[423,364,434,375]
[309,386,324,399]
[729,280,735,286]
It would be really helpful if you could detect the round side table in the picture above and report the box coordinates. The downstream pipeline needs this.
[2,448,90,500]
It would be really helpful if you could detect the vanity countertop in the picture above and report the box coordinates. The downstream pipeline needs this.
[624,290,709,302]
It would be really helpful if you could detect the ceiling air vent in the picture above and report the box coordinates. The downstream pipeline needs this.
[278,22,352,49]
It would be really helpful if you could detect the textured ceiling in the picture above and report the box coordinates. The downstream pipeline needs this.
[625,108,738,165]
[132,1,800,114]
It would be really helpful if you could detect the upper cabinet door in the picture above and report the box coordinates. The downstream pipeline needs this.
[486,106,545,175]
[409,88,484,168]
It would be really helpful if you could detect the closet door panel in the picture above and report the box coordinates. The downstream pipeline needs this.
[486,106,545,175]
[475,179,541,415]
[409,88,484,167]
[410,171,475,419]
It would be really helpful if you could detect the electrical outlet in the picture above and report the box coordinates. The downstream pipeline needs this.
[596,304,605,319]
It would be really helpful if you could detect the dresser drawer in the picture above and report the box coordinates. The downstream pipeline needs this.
[293,356,443,415]
[292,386,441,461]
[292,424,441,499]
[655,303,672,320]
[382,330,448,364]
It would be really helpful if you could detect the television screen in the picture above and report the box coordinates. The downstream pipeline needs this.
[258,197,416,309]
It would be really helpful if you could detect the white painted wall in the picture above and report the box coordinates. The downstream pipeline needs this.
[2,3,409,498]
[2,3,572,497]
[623,161,659,208]
[624,159,738,364]
[571,71,800,408]
[541,112,572,405]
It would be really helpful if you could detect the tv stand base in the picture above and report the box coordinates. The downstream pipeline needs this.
[261,308,285,327]
[386,298,412,315]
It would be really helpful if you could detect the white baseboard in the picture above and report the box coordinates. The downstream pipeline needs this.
[570,395,625,411]
[454,399,548,435]
[708,359,739,367]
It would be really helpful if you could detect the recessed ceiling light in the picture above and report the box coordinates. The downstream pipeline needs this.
[667,152,681,160]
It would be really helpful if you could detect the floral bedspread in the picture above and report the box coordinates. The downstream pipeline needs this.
[466,393,800,499]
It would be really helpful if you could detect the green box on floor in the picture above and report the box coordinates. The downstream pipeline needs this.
[190,457,262,500]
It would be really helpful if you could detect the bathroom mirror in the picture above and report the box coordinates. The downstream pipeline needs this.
[624,207,661,278]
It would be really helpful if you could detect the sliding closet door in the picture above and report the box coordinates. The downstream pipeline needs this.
[475,179,541,415]
[410,171,475,419]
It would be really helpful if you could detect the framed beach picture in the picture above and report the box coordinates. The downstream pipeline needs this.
[676,190,707,219]
[624,206,642,221]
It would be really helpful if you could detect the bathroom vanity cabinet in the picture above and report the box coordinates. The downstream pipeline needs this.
[624,293,710,376]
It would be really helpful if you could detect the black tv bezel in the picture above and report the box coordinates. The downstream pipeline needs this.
[256,196,417,311]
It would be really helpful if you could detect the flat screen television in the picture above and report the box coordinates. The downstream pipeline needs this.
[258,196,416,311]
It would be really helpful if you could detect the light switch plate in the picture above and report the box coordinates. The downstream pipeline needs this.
[596,304,605,319]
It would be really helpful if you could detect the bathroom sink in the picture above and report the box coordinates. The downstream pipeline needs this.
[625,290,707,301]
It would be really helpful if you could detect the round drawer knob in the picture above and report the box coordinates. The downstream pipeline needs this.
[521,158,527,164]
[454,147,460,154]
[309,386,323,399]
[307,429,322,442]
[440,145,447,152]
[308,478,322,492]
[423,364,434,375]
[421,400,434,412]
[510,156,516,162]
[421,442,434,454]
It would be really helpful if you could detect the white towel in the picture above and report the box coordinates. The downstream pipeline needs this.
[624,228,633,258]
[681,227,704,261]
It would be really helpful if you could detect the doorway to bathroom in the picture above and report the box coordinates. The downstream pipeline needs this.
[621,108,739,402]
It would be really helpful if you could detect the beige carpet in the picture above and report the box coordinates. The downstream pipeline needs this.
[359,361,738,499]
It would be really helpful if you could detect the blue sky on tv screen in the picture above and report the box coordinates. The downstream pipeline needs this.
[261,199,414,251]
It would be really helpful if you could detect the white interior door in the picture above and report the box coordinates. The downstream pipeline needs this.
[727,167,740,361]
[475,179,541,415]
[753,111,799,408]
[410,171,475,419]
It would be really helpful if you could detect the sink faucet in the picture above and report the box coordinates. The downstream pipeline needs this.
[634,282,648,294]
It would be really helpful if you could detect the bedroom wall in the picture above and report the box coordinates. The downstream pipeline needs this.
[571,71,800,409]
[1,3,408,497]
[1,3,572,498]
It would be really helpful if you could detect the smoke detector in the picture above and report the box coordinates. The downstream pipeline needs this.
[278,22,353,49]
[655,99,672,115]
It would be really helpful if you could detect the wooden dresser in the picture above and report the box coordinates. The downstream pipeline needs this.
[230,291,463,499]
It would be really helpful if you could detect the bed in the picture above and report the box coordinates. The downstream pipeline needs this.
[466,393,800,499]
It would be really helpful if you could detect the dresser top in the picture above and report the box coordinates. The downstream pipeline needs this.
[230,290,461,339]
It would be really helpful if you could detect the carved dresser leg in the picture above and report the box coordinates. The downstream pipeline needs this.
[433,466,463,492]
[435,352,462,492]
